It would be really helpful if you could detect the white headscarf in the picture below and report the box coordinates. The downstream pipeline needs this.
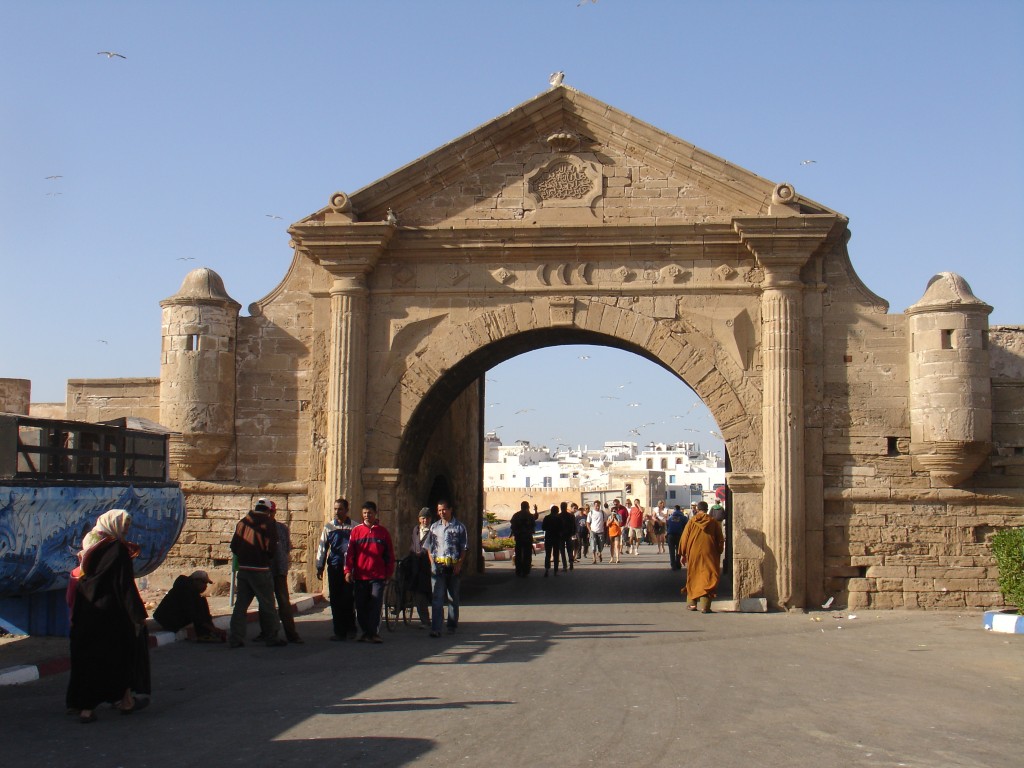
[81,509,132,553]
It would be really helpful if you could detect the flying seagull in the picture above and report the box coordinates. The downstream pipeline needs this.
[265,214,283,220]
[45,192,62,196]
[98,51,126,59]
[800,159,817,165]
[515,408,535,415]
[578,354,590,360]
[176,257,196,261]
[97,339,108,344]
[45,175,63,180]
[549,71,564,87]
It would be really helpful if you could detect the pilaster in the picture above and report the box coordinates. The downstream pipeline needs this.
[734,215,837,610]
[290,220,396,519]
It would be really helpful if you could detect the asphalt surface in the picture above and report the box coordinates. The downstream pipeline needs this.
[2,548,1022,768]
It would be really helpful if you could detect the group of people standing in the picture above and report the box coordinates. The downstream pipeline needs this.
[506,495,728,613]
[63,492,726,724]
[64,495,473,724]
[314,497,468,640]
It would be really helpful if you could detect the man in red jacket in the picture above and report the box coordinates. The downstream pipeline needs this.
[345,501,395,643]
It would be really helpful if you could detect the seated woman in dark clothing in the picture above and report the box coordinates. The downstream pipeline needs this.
[153,570,225,642]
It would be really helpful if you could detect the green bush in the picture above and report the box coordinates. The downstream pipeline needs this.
[991,527,1024,614]
[482,537,514,552]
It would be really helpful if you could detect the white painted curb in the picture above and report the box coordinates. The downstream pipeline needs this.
[983,610,1024,634]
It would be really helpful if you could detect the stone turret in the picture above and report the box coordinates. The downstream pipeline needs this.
[159,268,240,479]
[905,272,992,486]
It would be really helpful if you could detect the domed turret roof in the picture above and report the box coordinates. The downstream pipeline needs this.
[161,267,241,308]
[906,272,992,316]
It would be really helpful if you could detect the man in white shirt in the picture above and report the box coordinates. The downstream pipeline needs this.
[586,501,606,563]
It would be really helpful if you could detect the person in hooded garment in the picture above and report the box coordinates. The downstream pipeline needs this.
[66,509,151,723]
[677,500,725,613]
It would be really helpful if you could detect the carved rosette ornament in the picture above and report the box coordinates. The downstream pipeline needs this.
[744,267,765,284]
[392,266,414,287]
[661,265,689,283]
[715,264,738,281]
[447,265,468,285]
[614,266,634,282]
[492,267,514,285]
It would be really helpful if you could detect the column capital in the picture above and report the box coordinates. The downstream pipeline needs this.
[733,216,840,286]
[289,221,396,278]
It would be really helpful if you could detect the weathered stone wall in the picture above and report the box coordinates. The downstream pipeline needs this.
[147,485,313,594]
[819,301,1024,610]
[65,378,160,423]
[484,488,582,520]
[28,403,66,419]
[0,378,31,415]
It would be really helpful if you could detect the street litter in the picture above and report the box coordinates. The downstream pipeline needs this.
[821,596,834,609]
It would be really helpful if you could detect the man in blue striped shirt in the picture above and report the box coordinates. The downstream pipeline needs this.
[426,499,468,637]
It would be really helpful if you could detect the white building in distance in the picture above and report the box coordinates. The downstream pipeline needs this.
[483,433,725,509]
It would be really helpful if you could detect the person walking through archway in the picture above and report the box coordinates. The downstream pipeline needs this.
[542,505,562,577]
[678,501,725,613]
[510,501,537,577]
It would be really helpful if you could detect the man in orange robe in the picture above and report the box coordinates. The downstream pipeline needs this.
[677,501,725,613]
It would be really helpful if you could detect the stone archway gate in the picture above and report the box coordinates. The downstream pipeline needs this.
[289,86,856,612]
[139,86,1017,613]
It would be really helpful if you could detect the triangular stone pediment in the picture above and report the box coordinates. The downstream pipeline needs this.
[297,87,836,229]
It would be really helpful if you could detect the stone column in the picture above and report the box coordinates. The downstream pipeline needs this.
[735,215,837,610]
[760,267,806,609]
[288,213,395,522]
[325,273,370,508]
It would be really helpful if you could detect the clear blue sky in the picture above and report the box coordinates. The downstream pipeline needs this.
[2,1,1022,455]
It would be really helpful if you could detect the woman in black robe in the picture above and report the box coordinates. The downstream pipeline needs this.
[66,509,151,723]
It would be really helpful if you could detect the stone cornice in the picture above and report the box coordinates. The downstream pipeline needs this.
[289,221,396,276]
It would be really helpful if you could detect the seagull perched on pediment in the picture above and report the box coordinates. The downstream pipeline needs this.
[385,208,398,225]
[549,71,564,88]
[97,51,126,59]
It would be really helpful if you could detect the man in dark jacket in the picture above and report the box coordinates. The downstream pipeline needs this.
[542,505,562,577]
[153,570,224,642]
[509,501,537,577]
[666,505,688,571]
[228,498,286,648]
[558,502,577,571]
[315,498,356,640]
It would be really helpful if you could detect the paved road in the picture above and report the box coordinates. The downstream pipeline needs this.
[2,549,1022,767]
